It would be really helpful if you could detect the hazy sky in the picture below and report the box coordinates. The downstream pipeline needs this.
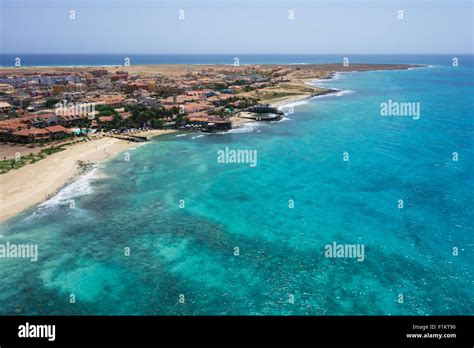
[1,0,473,54]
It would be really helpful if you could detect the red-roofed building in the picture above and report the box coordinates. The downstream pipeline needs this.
[186,114,232,131]
[98,116,114,123]
[182,103,212,114]
[1,120,74,142]
[13,128,50,142]
[119,111,132,119]
[0,120,26,133]
[160,95,199,105]
[111,74,128,82]
[57,114,87,127]
[45,125,74,140]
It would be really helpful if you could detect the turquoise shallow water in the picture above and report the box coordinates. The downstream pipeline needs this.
[0,56,473,315]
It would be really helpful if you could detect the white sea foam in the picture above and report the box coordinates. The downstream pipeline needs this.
[332,72,346,80]
[410,65,434,69]
[277,87,355,116]
[311,89,355,99]
[224,122,263,134]
[191,134,206,139]
[227,124,257,134]
[31,167,99,217]
[279,89,355,113]
[307,72,348,88]
[278,99,308,112]
[176,134,187,137]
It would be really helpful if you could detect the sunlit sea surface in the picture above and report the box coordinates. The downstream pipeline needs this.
[0,55,472,315]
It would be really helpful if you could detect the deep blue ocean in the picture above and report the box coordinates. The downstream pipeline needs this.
[0,54,473,315]
[1,53,472,67]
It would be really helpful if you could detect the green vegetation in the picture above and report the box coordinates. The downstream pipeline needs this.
[243,86,253,92]
[0,143,72,174]
[213,83,228,90]
[233,80,249,86]
[96,104,181,131]
[96,104,119,117]
[211,96,238,107]
[45,98,61,108]
[257,91,301,101]
[128,104,179,127]
[208,108,230,117]
[236,97,259,109]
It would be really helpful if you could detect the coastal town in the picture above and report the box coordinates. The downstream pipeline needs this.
[0,63,416,159]
[0,64,305,146]
[0,62,416,221]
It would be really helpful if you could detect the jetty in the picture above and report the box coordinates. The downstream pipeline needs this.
[109,134,149,142]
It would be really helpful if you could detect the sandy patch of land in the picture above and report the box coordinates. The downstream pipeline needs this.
[0,63,420,77]
[269,94,318,108]
[133,129,176,138]
[0,139,79,161]
[0,143,43,160]
[0,129,173,222]
[230,116,256,128]
[0,137,132,222]
[0,64,217,77]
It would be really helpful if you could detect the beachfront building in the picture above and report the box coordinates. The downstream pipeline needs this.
[11,128,50,143]
[44,125,74,140]
[10,125,73,143]
[207,118,232,131]
[186,114,231,131]
[0,119,25,135]
[0,114,76,143]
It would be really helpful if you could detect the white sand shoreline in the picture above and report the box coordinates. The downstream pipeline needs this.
[0,130,175,223]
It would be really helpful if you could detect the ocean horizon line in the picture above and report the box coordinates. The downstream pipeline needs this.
[1,53,473,56]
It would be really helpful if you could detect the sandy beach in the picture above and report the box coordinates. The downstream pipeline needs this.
[0,63,419,221]
[0,130,174,222]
